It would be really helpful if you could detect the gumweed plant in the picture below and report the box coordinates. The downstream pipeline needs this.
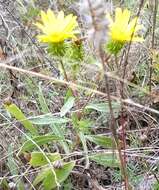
[35,9,78,43]
[35,9,84,80]
[106,8,143,55]
[35,9,79,55]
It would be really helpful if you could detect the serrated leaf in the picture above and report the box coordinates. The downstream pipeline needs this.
[19,135,63,153]
[33,161,75,190]
[60,97,75,117]
[4,103,38,135]
[89,153,119,167]
[30,152,61,167]
[86,135,113,148]
[29,113,70,125]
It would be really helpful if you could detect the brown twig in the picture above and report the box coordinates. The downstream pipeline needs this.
[2,60,159,115]
[86,0,130,188]
[118,2,145,189]
[100,49,130,190]
[120,0,145,97]
[149,0,158,92]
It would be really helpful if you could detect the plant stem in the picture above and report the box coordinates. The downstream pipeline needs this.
[59,59,69,82]
[99,48,129,190]
[117,2,145,188]
[149,0,158,92]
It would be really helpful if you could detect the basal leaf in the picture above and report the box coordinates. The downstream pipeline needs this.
[30,152,61,167]
[38,83,50,113]
[4,103,38,135]
[60,97,75,117]
[7,144,25,190]
[29,113,70,125]
[33,161,75,190]
[85,102,120,117]
[86,135,113,148]
[50,124,70,154]
[89,153,119,167]
[19,135,63,153]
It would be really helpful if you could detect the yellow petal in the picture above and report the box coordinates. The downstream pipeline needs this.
[63,15,78,32]
[35,9,79,43]
[47,9,56,22]
[35,22,44,30]
[41,10,49,24]
[122,9,130,26]
[115,8,122,23]
[57,11,64,20]
[107,7,144,43]
[37,34,51,42]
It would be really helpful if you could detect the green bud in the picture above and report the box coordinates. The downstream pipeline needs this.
[65,41,84,61]
[47,42,67,57]
[106,40,125,55]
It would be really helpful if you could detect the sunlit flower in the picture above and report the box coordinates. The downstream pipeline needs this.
[35,9,79,43]
[107,8,143,43]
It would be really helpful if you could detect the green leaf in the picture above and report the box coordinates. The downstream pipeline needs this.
[19,135,63,153]
[4,103,38,135]
[30,152,61,167]
[64,89,73,103]
[29,113,70,125]
[7,144,25,190]
[43,171,56,190]
[33,161,75,190]
[50,124,70,154]
[78,119,93,133]
[63,178,73,190]
[33,167,51,187]
[154,181,159,190]
[89,153,119,167]
[79,132,89,168]
[7,145,18,175]
[0,179,9,190]
[86,135,113,148]
[60,97,75,117]
[72,114,92,133]
[38,83,50,113]
[85,102,120,117]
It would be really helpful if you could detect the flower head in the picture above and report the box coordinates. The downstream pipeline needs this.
[35,9,79,43]
[107,8,143,43]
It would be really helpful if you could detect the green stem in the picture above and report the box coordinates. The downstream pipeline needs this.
[60,59,69,82]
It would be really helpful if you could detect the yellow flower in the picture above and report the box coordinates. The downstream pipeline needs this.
[35,9,79,43]
[107,8,143,43]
